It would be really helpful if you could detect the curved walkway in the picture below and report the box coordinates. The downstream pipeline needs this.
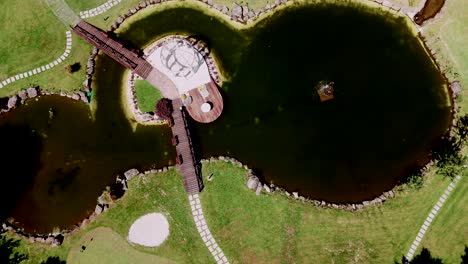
[406,175,462,260]
[79,0,123,19]
[0,31,72,89]
[188,194,229,264]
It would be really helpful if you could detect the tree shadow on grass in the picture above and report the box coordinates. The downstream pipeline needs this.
[0,234,28,264]
[41,256,66,264]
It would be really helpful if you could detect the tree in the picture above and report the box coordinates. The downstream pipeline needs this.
[0,234,28,264]
[432,114,468,179]
[155,98,173,123]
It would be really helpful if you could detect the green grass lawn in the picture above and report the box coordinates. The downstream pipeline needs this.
[419,172,467,264]
[65,0,109,12]
[134,79,163,113]
[423,0,468,111]
[2,161,466,263]
[7,168,212,263]
[199,162,465,263]
[0,0,65,80]
[67,227,175,264]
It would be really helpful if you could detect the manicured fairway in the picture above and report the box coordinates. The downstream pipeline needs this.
[67,227,175,264]
[199,162,466,263]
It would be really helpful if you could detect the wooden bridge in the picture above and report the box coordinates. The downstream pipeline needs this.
[171,99,204,194]
[72,20,202,194]
[73,20,179,98]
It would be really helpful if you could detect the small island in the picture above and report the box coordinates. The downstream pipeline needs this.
[317,81,335,102]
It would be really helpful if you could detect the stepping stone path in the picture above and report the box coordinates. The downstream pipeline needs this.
[0,31,72,89]
[79,0,122,19]
[406,175,462,260]
[188,194,229,264]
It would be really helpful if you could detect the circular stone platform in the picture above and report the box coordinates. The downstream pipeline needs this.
[128,213,170,247]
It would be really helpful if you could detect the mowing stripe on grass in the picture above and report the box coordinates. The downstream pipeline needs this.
[0,31,72,89]
[406,175,462,260]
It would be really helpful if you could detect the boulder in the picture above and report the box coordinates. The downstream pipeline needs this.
[221,6,229,13]
[255,182,263,195]
[451,81,462,97]
[124,168,139,180]
[27,87,38,98]
[18,90,28,100]
[78,91,89,103]
[117,16,125,24]
[232,3,242,17]
[95,204,104,215]
[263,184,271,193]
[242,5,249,17]
[247,176,259,190]
[139,1,147,8]
[292,192,299,199]
[140,113,153,122]
[72,94,80,101]
[7,95,18,109]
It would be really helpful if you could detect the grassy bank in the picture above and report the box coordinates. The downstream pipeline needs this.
[199,162,466,263]
[6,168,211,263]
[2,162,465,263]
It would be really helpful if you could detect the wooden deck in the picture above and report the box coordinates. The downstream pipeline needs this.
[171,99,204,194]
[185,80,223,123]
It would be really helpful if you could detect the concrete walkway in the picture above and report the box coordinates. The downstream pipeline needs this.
[406,175,462,260]
[0,31,72,89]
[79,0,122,19]
[188,194,229,264]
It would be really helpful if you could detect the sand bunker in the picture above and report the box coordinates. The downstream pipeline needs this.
[128,213,170,247]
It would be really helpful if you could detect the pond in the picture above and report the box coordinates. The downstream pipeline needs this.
[0,3,451,232]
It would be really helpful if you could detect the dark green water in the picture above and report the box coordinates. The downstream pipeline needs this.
[0,96,174,233]
[0,3,450,232]
[115,4,451,201]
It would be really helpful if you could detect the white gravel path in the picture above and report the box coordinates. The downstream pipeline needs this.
[128,213,170,247]
[406,175,462,260]
[0,31,72,89]
[80,0,122,19]
[189,194,229,264]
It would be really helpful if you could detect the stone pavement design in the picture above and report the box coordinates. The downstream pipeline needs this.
[80,0,122,19]
[406,175,462,260]
[188,194,229,264]
[0,31,72,89]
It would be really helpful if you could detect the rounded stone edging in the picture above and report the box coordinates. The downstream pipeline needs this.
[0,86,90,115]
[201,156,424,211]
[0,31,73,89]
